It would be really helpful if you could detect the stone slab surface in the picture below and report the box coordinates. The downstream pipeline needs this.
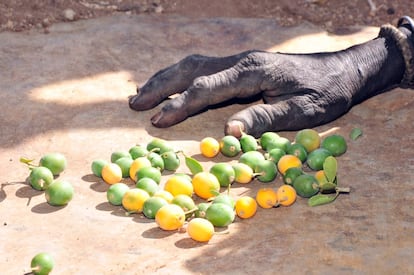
[0,14,413,274]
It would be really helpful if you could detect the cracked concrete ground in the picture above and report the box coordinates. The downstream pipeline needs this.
[0,14,413,274]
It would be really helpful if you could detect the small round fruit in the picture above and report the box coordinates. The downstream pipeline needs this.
[219,135,241,157]
[161,151,180,171]
[235,196,257,219]
[135,166,162,184]
[256,188,278,209]
[240,134,258,152]
[205,202,235,227]
[187,218,215,242]
[122,188,150,213]
[143,196,168,219]
[265,148,286,164]
[91,159,108,178]
[164,174,194,197]
[29,166,54,191]
[101,163,123,184]
[321,134,347,156]
[172,194,196,219]
[129,157,152,181]
[265,136,291,152]
[30,252,54,275]
[147,152,164,171]
[45,180,74,206]
[255,159,278,182]
[115,157,133,178]
[277,155,302,175]
[39,153,67,176]
[147,138,174,154]
[212,193,235,209]
[129,145,148,159]
[136,178,159,196]
[277,185,297,206]
[195,202,211,218]
[110,151,131,163]
[155,204,186,231]
[239,151,265,170]
[283,167,304,185]
[192,172,221,200]
[259,132,280,151]
[306,148,332,171]
[209,162,235,187]
[200,137,220,158]
[153,190,174,203]
[232,162,254,184]
[294,129,321,153]
[286,143,308,163]
[107,183,129,206]
[293,174,320,198]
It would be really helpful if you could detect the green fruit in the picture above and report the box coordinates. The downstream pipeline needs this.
[205,202,235,227]
[143,197,168,219]
[321,134,347,157]
[306,148,333,171]
[265,148,286,164]
[287,143,307,163]
[239,151,265,170]
[29,167,54,191]
[146,138,174,154]
[283,167,304,185]
[91,159,108,178]
[30,252,54,275]
[209,162,235,187]
[110,151,131,163]
[219,135,241,157]
[115,157,133,178]
[135,166,162,184]
[240,134,258,152]
[293,174,319,198]
[147,152,165,171]
[294,129,321,153]
[45,180,74,206]
[172,194,196,219]
[259,132,280,151]
[129,145,149,159]
[161,151,180,171]
[195,202,210,218]
[212,193,235,209]
[107,183,129,206]
[255,159,278,182]
[265,136,291,152]
[39,153,67,176]
[136,178,159,196]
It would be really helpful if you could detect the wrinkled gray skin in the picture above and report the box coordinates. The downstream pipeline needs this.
[129,22,413,138]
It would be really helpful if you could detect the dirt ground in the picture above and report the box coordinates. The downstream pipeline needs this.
[1,0,414,33]
[1,1,414,275]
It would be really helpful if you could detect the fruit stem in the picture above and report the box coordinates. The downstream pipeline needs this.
[335,187,351,193]
[184,208,198,215]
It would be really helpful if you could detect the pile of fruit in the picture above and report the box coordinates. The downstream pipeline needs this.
[91,128,351,243]
[20,153,74,207]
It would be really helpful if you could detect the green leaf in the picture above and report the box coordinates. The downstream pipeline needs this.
[350,127,363,141]
[308,193,338,207]
[185,156,204,175]
[323,156,337,183]
[19,157,35,165]
[320,182,337,193]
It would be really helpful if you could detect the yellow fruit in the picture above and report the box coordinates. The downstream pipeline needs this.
[232,162,254,184]
[256,188,278,209]
[235,196,257,219]
[187,218,215,242]
[200,137,220,158]
[277,155,302,175]
[155,204,186,231]
[192,172,221,200]
[101,163,123,184]
[121,188,150,213]
[129,157,152,181]
[164,174,194,197]
[276,185,297,207]
[153,190,174,203]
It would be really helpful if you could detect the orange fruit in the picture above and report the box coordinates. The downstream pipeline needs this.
[294,129,321,153]
[187,218,215,242]
[200,137,220,158]
[129,157,152,181]
[277,155,302,175]
[192,172,221,199]
[153,190,174,203]
[164,174,194,197]
[232,162,254,184]
[256,187,277,208]
[235,196,258,219]
[101,163,123,184]
[121,188,150,213]
[256,188,278,209]
[276,185,297,206]
[155,204,186,231]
